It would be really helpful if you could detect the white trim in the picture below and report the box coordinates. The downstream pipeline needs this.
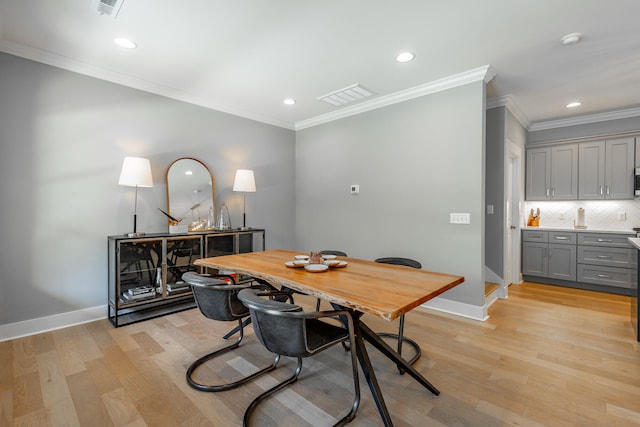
[529,106,640,131]
[0,40,296,131]
[0,305,107,342]
[421,295,488,321]
[487,95,530,129]
[295,65,496,130]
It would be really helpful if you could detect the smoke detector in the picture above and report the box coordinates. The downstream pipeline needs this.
[561,32,582,45]
[96,0,126,18]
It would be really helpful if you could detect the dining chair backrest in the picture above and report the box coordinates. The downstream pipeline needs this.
[321,250,348,257]
[374,257,421,269]
[183,271,247,321]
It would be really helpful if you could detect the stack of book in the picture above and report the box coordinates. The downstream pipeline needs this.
[167,281,190,295]
[121,286,157,303]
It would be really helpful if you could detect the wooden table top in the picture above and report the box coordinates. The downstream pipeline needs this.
[194,249,464,321]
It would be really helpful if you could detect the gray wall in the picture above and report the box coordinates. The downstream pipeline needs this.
[485,107,505,278]
[0,52,296,326]
[295,82,486,307]
[485,107,527,281]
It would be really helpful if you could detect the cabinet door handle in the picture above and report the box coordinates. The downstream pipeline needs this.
[554,236,569,240]
[551,188,556,197]
[596,239,613,242]
[546,188,550,197]
[599,185,603,196]
[597,255,611,259]
[606,185,610,195]
[548,248,552,258]
[596,274,613,279]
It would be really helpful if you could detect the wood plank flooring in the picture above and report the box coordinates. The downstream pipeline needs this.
[1,282,639,426]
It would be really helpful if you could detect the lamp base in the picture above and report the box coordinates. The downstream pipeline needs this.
[125,232,146,237]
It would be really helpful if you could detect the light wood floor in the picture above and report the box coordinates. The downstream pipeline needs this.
[2,282,639,426]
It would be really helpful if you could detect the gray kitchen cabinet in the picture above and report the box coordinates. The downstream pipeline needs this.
[578,137,634,200]
[577,232,637,290]
[526,144,578,200]
[522,230,576,281]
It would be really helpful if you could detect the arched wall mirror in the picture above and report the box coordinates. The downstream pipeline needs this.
[166,157,214,231]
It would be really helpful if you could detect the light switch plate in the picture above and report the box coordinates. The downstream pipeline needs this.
[450,213,471,224]
[350,184,359,194]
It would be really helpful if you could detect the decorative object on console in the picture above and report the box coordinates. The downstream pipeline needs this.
[118,157,153,237]
[216,202,232,230]
[233,169,256,230]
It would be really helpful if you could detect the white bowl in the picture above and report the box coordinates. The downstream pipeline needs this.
[304,264,328,273]
[293,259,309,266]
[294,255,310,260]
[322,254,337,260]
[324,260,340,267]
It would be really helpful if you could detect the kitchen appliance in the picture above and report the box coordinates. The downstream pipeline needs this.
[635,167,640,196]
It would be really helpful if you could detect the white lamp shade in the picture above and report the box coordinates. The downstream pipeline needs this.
[118,157,153,187]
[233,169,256,192]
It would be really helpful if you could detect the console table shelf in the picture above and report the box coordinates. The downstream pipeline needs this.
[108,229,265,327]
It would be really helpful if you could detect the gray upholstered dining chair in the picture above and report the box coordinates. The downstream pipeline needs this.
[238,288,360,427]
[182,272,281,392]
[374,257,423,372]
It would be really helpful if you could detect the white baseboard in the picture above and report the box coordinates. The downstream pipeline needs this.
[0,305,107,342]
[422,295,488,321]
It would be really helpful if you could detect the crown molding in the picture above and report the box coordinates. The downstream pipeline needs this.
[528,106,640,132]
[295,65,496,131]
[486,95,530,129]
[0,40,296,130]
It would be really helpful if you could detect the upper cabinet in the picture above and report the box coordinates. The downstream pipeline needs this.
[526,144,578,200]
[526,136,636,201]
[578,137,634,200]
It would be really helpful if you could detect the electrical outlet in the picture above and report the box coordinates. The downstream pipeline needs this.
[487,205,494,215]
[450,213,471,224]
[618,211,626,221]
[350,184,359,194]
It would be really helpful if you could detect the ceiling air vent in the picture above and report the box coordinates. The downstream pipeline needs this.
[318,84,374,106]
[96,0,125,17]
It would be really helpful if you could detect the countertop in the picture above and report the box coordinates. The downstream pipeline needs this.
[522,227,637,235]
[628,238,640,249]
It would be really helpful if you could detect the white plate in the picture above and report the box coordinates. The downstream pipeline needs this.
[304,264,329,273]
[332,261,348,268]
[284,260,308,268]
[294,254,310,260]
[324,260,341,267]
[322,254,337,260]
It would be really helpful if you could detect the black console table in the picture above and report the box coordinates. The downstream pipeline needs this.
[107,229,265,327]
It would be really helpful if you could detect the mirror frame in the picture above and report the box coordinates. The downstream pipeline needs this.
[165,157,214,229]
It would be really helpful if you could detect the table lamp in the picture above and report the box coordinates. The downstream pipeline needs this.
[232,169,256,230]
[118,157,153,237]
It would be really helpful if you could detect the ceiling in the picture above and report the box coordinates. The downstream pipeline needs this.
[1,0,639,131]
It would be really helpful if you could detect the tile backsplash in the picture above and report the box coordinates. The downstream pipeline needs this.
[523,199,640,231]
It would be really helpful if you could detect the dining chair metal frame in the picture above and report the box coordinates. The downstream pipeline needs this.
[238,288,361,427]
[374,257,423,373]
[182,272,280,393]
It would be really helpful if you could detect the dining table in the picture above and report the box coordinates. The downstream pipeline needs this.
[194,249,465,426]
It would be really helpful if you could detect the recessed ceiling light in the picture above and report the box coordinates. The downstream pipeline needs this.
[396,52,415,63]
[113,37,137,49]
[566,101,582,108]
[561,33,582,45]
[283,99,296,105]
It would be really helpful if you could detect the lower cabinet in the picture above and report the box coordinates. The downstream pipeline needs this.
[522,229,636,295]
[577,232,636,291]
[522,230,576,281]
[108,229,265,327]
